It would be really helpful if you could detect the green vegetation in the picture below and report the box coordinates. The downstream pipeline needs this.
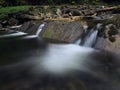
[0,5,31,19]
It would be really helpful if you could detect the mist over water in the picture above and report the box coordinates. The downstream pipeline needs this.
[30,44,95,75]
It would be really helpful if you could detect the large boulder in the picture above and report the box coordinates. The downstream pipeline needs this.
[94,23,120,52]
[41,20,85,43]
[19,20,85,43]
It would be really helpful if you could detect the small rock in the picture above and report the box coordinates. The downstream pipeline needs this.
[8,18,19,26]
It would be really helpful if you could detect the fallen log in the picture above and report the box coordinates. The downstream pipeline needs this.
[85,6,120,16]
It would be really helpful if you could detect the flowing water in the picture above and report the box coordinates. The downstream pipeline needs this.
[0,31,27,38]
[75,23,102,47]
[82,30,98,47]
[36,23,45,36]
[0,22,119,90]
[1,22,102,47]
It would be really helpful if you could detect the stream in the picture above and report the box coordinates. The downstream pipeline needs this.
[0,21,119,90]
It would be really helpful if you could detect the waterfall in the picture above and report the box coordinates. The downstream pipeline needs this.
[74,23,102,47]
[0,23,45,40]
[36,23,45,36]
[22,23,45,39]
[82,30,98,47]
[21,23,45,38]
[82,23,102,47]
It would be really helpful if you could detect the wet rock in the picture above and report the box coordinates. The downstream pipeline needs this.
[41,20,84,43]
[94,37,106,50]
[94,23,120,52]
[18,21,43,35]
[95,35,120,52]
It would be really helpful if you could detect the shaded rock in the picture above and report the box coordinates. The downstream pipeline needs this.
[94,23,120,52]
[8,18,19,26]
[41,20,84,43]
[94,35,120,53]
[61,7,82,16]
[1,20,8,26]
[18,21,43,35]
[94,37,106,50]
[103,14,120,28]
[104,35,120,51]
[108,25,118,36]
[0,28,16,35]
[62,14,70,18]
[71,16,105,29]
[95,35,120,52]
[29,6,41,16]
[0,24,3,28]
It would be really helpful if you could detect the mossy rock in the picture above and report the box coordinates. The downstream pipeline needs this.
[41,20,84,43]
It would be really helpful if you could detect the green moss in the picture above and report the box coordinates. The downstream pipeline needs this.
[43,29,53,38]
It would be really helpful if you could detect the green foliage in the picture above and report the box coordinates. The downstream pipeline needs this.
[0,5,31,19]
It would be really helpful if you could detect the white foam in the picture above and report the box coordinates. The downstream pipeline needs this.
[33,44,94,74]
